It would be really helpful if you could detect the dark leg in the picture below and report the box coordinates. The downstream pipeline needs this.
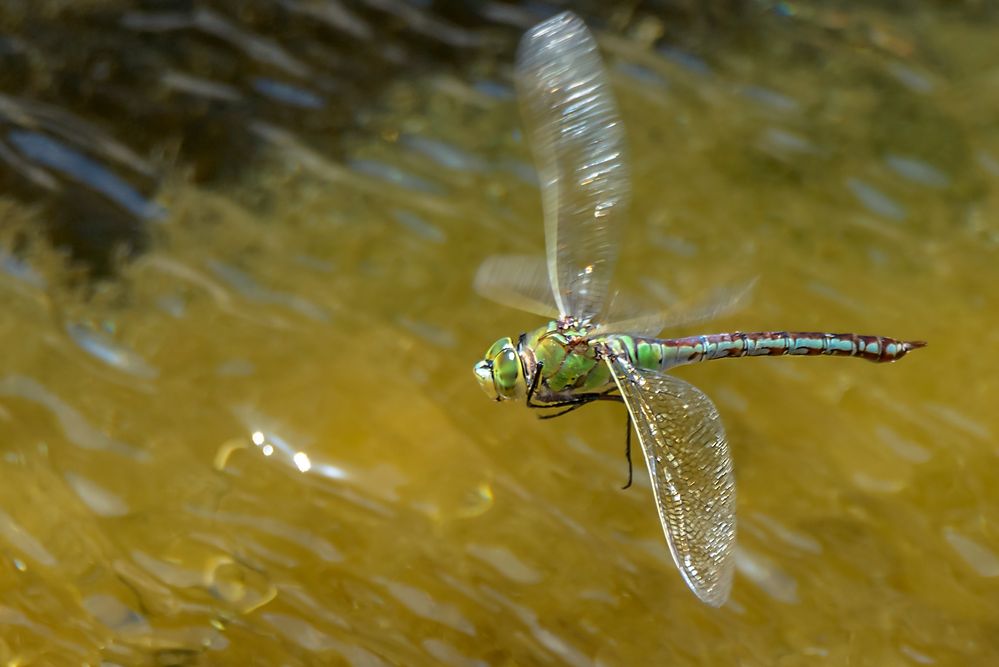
[622,412,633,490]
[528,387,621,410]
[529,396,592,410]
[538,399,597,420]
[531,391,623,419]
[525,361,544,406]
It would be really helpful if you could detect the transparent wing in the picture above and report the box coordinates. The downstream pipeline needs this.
[473,255,558,318]
[607,355,736,606]
[593,278,757,337]
[516,11,629,321]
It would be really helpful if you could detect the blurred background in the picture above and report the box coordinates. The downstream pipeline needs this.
[0,0,996,664]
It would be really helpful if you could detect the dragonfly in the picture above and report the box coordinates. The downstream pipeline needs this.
[472,11,925,607]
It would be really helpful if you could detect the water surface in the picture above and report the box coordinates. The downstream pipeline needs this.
[0,2,997,665]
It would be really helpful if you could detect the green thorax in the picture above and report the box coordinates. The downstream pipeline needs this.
[521,322,659,399]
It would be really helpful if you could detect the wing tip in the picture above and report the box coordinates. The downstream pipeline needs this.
[537,10,583,31]
[519,11,589,57]
[681,563,734,608]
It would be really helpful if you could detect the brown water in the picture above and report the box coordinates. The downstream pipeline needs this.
[0,3,997,665]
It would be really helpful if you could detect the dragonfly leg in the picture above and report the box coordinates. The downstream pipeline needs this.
[525,361,545,407]
[532,390,622,418]
[621,412,633,490]
[529,389,620,410]
[537,400,593,419]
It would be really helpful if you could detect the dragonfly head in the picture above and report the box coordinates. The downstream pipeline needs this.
[474,336,525,401]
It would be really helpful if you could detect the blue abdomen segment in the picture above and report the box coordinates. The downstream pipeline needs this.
[633,332,925,369]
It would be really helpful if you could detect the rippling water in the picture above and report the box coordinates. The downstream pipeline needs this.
[0,2,997,665]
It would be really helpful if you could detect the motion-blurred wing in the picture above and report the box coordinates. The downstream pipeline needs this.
[594,278,757,337]
[516,11,629,322]
[473,255,559,318]
[607,355,736,606]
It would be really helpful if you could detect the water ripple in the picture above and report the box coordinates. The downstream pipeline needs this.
[925,403,990,441]
[899,644,937,665]
[278,0,373,40]
[131,550,204,587]
[885,154,950,188]
[465,544,543,584]
[0,375,147,460]
[852,471,906,494]
[82,593,149,633]
[373,577,476,635]
[657,46,713,76]
[422,638,489,667]
[943,528,999,578]
[401,135,485,172]
[65,323,159,380]
[8,131,164,220]
[0,93,157,177]
[261,612,389,666]
[215,358,256,377]
[161,70,242,102]
[758,127,817,156]
[397,316,456,348]
[740,85,800,113]
[363,0,482,48]
[845,178,907,222]
[617,62,670,91]
[65,473,130,517]
[393,210,446,244]
[207,260,330,322]
[348,158,446,195]
[750,513,822,554]
[979,151,999,177]
[253,78,326,109]
[0,509,56,567]
[875,424,931,463]
[886,62,934,93]
[192,8,312,78]
[472,79,514,101]
[186,507,343,563]
[479,586,591,666]
[734,545,799,604]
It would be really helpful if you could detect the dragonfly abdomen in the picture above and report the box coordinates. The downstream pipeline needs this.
[634,332,926,369]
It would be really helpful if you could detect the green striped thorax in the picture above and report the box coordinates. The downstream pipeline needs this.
[474,320,613,403]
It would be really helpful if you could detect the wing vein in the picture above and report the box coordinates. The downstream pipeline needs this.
[607,354,736,606]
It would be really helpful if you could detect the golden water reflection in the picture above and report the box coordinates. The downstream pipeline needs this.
[0,4,998,665]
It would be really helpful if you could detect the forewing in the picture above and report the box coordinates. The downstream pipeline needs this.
[516,11,629,321]
[593,278,757,337]
[473,255,559,318]
[607,356,736,606]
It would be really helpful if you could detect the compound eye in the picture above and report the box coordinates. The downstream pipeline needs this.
[494,348,520,388]
[485,338,510,360]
